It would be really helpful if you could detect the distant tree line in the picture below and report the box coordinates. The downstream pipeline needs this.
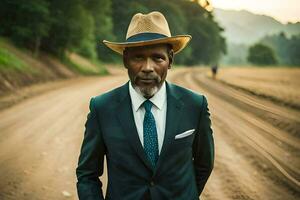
[243,32,300,66]
[259,32,300,66]
[246,32,300,66]
[0,0,226,65]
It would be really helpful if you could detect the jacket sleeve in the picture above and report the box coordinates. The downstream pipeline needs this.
[76,97,106,200]
[193,95,215,196]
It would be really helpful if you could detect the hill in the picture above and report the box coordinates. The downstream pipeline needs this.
[214,8,300,45]
[0,38,108,97]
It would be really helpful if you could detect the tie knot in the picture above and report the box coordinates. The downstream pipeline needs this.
[143,100,153,112]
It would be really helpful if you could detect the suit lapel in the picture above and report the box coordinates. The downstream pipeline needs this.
[116,82,153,171]
[115,81,184,173]
[155,82,184,173]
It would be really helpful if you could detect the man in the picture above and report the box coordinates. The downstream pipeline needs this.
[76,11,214,200]
[211,64,218,80]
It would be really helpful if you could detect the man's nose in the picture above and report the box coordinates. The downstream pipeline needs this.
[141,58,154,73]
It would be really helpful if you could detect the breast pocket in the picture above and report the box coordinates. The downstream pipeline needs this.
[173,129,195,148]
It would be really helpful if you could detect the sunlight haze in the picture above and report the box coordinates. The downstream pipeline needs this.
[210,0,300,24]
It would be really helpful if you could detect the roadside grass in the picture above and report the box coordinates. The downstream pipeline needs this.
[64,52,108,76]
[0,37,109,99]
[0,37,108,76]
[0,46,30,72]
[0,38,39,75]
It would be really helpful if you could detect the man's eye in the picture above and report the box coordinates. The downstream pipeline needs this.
[133,55,143,61]
[154,56,164,62]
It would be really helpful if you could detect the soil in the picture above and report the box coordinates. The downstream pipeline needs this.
[214,67,300,110]
[0,67,299,200]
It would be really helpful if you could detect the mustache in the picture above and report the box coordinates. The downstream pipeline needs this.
[134,73,161,82]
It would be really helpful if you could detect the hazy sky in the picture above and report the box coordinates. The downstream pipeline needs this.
[209,0,300,24]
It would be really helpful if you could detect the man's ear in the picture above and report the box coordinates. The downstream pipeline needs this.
[168,49,174,69]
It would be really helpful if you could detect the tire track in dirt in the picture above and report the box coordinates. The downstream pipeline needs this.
[189,70,300,187]
[196,71,300,138]
[169,68,300,200]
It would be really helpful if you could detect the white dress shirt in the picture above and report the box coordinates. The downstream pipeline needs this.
[129,81,167,154]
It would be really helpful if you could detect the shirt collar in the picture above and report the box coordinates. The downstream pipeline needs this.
[129,81,166,112]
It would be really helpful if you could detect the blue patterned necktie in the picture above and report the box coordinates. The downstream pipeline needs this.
[143,100,159,167]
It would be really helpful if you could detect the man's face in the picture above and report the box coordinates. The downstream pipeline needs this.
[123,44,173,98]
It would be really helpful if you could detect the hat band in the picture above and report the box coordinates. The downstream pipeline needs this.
[126,32,168,42]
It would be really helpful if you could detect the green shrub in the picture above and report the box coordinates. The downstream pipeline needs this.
[0,48,27,71]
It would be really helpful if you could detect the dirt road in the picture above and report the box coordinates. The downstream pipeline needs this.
[0,67,299,200]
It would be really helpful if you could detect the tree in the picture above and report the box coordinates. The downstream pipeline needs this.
[177,0,226,65]
[247,43,277,65]
[288,34,300,66]
[0,0,50,56]
[0,0,227,65]
[41,0,96,58]
[261,32,300,66]
[84,0,116,61]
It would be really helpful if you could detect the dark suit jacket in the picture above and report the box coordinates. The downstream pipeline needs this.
[76,81,214,200]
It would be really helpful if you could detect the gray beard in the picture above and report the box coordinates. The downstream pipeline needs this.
[133,84,159,99]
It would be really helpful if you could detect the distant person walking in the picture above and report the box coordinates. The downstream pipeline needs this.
[76,11,214,200]
[211,64,218,79]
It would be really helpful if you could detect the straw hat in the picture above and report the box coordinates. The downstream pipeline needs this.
[103,11,192,55]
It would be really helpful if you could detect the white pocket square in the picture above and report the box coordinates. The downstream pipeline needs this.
[175,129,195,139]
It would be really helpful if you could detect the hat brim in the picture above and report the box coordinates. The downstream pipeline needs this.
[103,35,192,55]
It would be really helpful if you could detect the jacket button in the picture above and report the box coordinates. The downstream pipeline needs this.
[150,181,155,186]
